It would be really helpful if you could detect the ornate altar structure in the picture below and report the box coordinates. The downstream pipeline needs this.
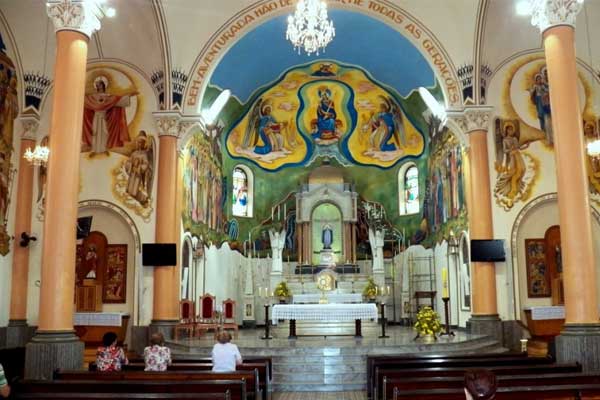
[295,164,358,272]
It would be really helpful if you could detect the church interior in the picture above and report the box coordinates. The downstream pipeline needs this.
[1,0,600,398]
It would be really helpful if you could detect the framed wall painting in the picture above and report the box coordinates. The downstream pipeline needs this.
[103,244,128,303]
[459,238,471,311]
[525,238,551,297]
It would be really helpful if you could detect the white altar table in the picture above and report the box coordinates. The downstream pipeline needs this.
[73,312,127,326]
[271,303,377,338]
[292,293,363,304]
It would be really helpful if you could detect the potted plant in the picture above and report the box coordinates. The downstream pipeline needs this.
[274,281,291,303]
[363,277,377,302]
[413,306,442,342]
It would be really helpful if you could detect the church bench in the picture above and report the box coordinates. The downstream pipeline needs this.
[14,392,231,400]
[54,369,260,400]
[374,363,582,400]
[366,352,528,399]
[120,362,270,400]
[392,384,600,400]
[383,372,600,400]
[14,380,245,400]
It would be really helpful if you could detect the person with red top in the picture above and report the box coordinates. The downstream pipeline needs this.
[96,332,128,372]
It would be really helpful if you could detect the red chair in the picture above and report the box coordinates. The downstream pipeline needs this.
[222,298,238,336]
[174,299,195,340]
[195,294,218,337]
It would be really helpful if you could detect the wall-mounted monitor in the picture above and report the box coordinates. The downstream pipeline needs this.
[470,239,506,262]
[76,216,93,239]
[142,243,177,266]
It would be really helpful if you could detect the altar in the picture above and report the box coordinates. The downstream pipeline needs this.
[73,312,130,346]
[292,292,362,304]
[271,303,377,338]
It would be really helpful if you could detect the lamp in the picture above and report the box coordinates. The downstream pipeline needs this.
[286,0,335,56]
[23,144,49,166]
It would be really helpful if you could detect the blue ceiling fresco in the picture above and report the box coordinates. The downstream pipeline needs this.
[209,9,436,104]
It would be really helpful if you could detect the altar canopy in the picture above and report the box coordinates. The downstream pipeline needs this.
[271,303,377,324]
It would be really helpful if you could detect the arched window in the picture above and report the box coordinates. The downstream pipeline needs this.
[398,163,420,215]
[232,165,253,217]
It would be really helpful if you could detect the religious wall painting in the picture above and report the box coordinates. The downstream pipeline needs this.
[111,131,155,221]
[182,132,225,239]
[225,61,426,171]
[82,65,143,157]
[493,118,538,211]
[0,43,18,255]
[76,231,108,285]
[103,244,127,303]
[524,238,551,298]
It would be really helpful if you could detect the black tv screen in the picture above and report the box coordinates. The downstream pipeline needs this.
[142,243,177,266]
[470,239,506,262]
[76,216,93,239]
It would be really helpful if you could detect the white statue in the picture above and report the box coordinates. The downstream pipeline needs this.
[269,228,286,274]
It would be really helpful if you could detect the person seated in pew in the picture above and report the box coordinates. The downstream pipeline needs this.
[0,363,9,398]
[464,369,497,400]
[144,332,172,371]
[212,331,242,372]
[96,331,129,372]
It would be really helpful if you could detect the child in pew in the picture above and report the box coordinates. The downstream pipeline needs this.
[0,363,9,398]
[144,332,172,371]
[96,331,129,372]
[464,369,497,400]
[211,330,242,372]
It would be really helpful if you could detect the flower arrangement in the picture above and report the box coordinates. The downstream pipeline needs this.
[363,277,377,298]
[274,281,291,298]
[414,306,442,338]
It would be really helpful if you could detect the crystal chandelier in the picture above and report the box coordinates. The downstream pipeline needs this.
[286,0,335,56]
[24,145,50,166]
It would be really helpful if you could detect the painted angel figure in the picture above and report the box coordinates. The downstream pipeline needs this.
[363,96,406,152]
[242,98,287,155]
[124,130,154,207]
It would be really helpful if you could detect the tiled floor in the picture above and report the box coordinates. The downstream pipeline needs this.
[274,392,366,400]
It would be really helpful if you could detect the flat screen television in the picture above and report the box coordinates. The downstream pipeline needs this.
[142,243,177,266]
[76,216,93,239]
[470,239,506,262]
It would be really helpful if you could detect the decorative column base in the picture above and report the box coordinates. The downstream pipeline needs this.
[25,331,84,380]
[149,319,178,341]
[555,323,600,372]
[0,327,6,349]
[7,319,35,348]
[131,326,150,356]
[467,314,503,344]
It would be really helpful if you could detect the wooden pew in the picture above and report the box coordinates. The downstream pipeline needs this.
[374,363,582,400]
[392,384,600,400]
[383,372,600,400]
[54,370,260,400]
[14,392,231,400]
[14,380,245,400]
[366,352,528,399]
[120,362,270,400]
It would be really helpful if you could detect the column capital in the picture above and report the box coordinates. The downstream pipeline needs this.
[19,115,40,141]
[46,0,104,39]
[530,0,584,33]
[448,106,494,134]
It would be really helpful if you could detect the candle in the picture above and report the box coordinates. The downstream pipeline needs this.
[387,285,390,295]
[284,203,286,218]
[271,207,274,221]
[442,267,449,298]
[278,205,281,221]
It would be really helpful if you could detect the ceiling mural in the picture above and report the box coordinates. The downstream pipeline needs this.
[225,61,426,171]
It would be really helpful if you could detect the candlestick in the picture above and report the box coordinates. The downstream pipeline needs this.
[442,267,449,298]
[278,205,281,221]
[284,203,286,219]
[271,207,274,221]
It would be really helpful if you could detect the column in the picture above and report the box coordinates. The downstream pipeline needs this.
[7,116,39,348]
[531,0,600,371]
[450,106,502,342]
[26,0,104,380]
[150,113,184,339]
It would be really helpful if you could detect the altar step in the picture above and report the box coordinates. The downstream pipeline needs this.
[271,321,379,337]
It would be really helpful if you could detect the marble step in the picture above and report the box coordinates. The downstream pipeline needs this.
[273,371,366,384]
[272,362,364,374]
[273,383,366,392]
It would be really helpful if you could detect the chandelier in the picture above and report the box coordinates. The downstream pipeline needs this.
[24,145,50,166]
[588,139,600,158]
[286,0,335,56]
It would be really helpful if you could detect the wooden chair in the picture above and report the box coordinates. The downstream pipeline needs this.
[196,294,218,337]
[174,300,196,340]
[222,299,238,336]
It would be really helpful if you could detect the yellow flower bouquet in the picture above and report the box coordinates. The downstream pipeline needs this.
[274,281,291,298]
[363,277,377,298]
[413,306,442,339]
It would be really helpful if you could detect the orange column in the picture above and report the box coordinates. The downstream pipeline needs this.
[37,30,89,332]
[543,26,598,324]
[152,120,181,326]
[468,128,498,316]
[9,130,37,324]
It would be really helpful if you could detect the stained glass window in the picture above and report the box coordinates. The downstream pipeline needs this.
[232,167,249,217]
[402,165,419,215]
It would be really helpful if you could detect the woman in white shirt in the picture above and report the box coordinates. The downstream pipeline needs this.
[212,331,242,372]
